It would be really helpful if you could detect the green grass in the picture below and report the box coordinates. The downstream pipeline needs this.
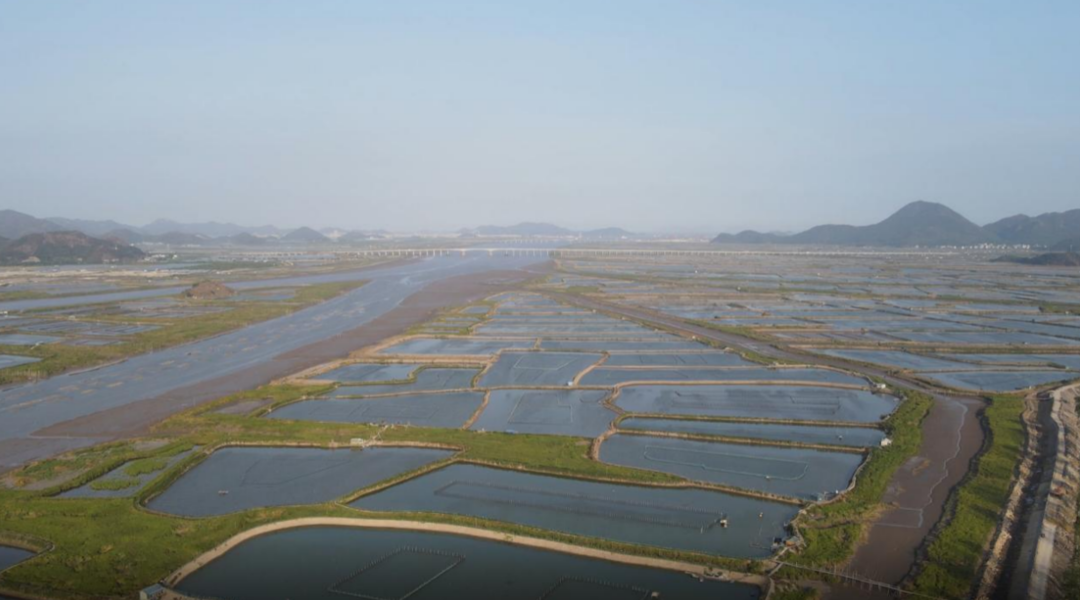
[783,389,933,568]
[563,285,601,295]
[0,380,732,599]
[769,584,821,600]
[87,478,141,492]
[122,458,168,478]
[688,319,776,342]
[0,493,357,599]
[911,395,1025,599]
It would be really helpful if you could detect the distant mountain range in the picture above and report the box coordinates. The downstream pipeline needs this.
[712,201,1080,248]
[0,210,356,247]
[0,231,145,265]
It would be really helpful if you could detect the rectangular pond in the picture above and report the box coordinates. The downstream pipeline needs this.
[470,390,616,437]
[943,353,1080,370]
[540,340,706,351]
[480,352,603,387]
[269,392,485,428]
[350,463,797,558]
[599,434,862,501]
[174,526,760,600]
[329,368,479,397]
[820,349,971,371]
[890,331,1080,346]
[619,417,887,448]
[148,447,453,517]
[580,367,866,387]
[378,338,535,356]
[604,352,753,367]
[0,334,60,346]
[615,385,898,423]
[318,363,419,383]
[921,371,1076,392]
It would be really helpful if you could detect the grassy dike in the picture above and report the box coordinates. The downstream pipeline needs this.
[0,280,364,386]
[780,389,933,569]
[911,394,1025,598]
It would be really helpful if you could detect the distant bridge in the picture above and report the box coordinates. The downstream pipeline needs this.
[329,247,967,259]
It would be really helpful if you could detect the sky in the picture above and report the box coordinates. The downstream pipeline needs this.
[1,2,1078,234]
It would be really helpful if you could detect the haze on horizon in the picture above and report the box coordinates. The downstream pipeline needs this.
[1,1,1078,234]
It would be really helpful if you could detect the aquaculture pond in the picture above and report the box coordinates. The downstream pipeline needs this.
[269,392,485,428]
[943,353,1080,370]
[470,390,616,436]
[921,370,1075,392]
[580,367,865,387]
[599,434,863,500]
[540,340,706,351]
[350,463,797,558]
[148,447,452,517]
[820,349,972,371]
[318,363,418,383]
[328,368,479,396]
[0,545,33,572]
[378,338,535,356]
[480,352,603,387]
[619,418,887,448]
[0,334,60,346]
[614,385,898,423]
[603,352,753,367]
[890,331,1080,346]
[174,526,760,600]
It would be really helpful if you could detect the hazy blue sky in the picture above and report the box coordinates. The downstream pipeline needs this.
[2,2,1078,233]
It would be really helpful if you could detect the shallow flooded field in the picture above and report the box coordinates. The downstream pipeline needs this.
[615,385,898,423]
[175,526,760,600]
[378,338,535,356]
[350,463,797,558]
[921,370,1075,392]
[599,433,863,500]
[328,368,479,396]
[603,352,753,367]
[619,417,887,447]
[480,352,602,387]
[540,340,706,351]
[944,353,1080,370]
[820,349,975,371]
[470,390,615,436]
[148,447,452,516]
[319,363,418,382]
[580,367,865,386]
[269,392,484,428]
